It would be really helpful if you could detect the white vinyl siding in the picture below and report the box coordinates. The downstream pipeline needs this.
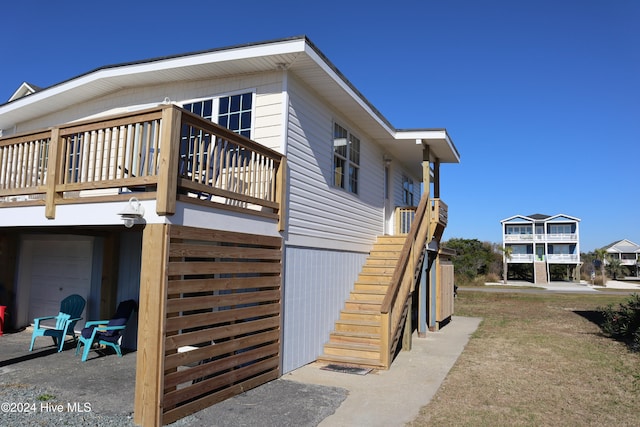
[285,76,386,251]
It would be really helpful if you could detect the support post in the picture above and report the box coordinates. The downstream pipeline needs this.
[156,106,181,216]
[134,224,170,426]
[428,257,438,332]
[418,263,427,338]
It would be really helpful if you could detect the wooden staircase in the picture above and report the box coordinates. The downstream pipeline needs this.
[317,235,405,369]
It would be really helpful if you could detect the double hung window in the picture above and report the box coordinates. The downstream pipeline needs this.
[333,123,360,194]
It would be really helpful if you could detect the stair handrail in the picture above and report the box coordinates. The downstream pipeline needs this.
[379,193,431,366]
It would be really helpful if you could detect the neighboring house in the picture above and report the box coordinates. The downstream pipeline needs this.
[0,36,459,425]
[604,239,640,278]
[501,214,581,284]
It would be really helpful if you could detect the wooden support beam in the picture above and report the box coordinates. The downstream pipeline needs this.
[156,106,181,216]
[275,157,287,232]
[418,262,428,338]
[134,224,170,426]
[428,258,438,332]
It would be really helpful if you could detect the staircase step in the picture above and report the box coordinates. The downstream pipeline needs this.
[365,257,399,266]
[349,291,385,301]
[375,236,407,244]
[353,282,390,293]
[361,265,396,274]
[335,319,380,334]
[328,330,381,346]
[357,273,393,284]
[323,341,381,360]
[316,354,385,370]
[339,309,381,322]
[369,250,403,258]
[344,299,382,311]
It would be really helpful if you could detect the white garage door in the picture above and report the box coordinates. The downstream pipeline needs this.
[17,235,94,330]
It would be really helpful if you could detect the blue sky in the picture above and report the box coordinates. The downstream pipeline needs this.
[2,1,638,251]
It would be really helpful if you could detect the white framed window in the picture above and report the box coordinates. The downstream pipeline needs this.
[180,92,254,175]
[182,91,253,138]
[333,123,360,194]
[549,224,572,234]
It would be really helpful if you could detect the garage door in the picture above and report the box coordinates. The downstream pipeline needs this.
[16,235,94,330]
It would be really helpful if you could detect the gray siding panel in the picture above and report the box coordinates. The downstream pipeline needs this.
[282,246,367,373]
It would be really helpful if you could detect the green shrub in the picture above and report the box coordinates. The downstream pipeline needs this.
[599,293,640,352]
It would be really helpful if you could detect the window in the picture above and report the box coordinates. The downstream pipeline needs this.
[183,92,253,138]
[181,93,253,175]
[217,93,252,138]
[506,225,533,235]
[333,123,360,194]
[549,224,572,234]
[402,175,414,206]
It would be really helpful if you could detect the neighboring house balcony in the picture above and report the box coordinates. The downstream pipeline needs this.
[504,234,534,242]
[507,254,535,263]
[546,254,580,263]
[545,233,578,242]
[0,105,286,227]
[504,233,578,242]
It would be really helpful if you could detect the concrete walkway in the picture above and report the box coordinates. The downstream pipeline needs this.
[283,316,482,427]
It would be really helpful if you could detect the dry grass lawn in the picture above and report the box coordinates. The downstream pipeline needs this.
[409,291,640,427]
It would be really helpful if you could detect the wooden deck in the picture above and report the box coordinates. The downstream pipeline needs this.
[0,105,286,228]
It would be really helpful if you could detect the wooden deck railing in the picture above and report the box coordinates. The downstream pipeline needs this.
[394,199,447,236]
[0,105,286,226]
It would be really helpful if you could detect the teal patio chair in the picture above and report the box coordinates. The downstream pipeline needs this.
[76,299,137,362]
[29,294,86,352]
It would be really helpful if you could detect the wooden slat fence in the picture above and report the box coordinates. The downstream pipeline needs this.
[160,225,282,425]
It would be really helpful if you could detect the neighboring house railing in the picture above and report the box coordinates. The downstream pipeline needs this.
[0,105,286,227]
[508,254,535,262]
[546,233,578,241]
[504,233,578,242]
[546,254,579,262]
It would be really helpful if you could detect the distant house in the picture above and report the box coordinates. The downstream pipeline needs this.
[501,214,581,284]
[0,36,459,425]
[604,239,640,278]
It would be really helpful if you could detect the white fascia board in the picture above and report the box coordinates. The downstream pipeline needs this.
[546,214,581,222]
[501,215,533,224]
[397,129,460,163]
